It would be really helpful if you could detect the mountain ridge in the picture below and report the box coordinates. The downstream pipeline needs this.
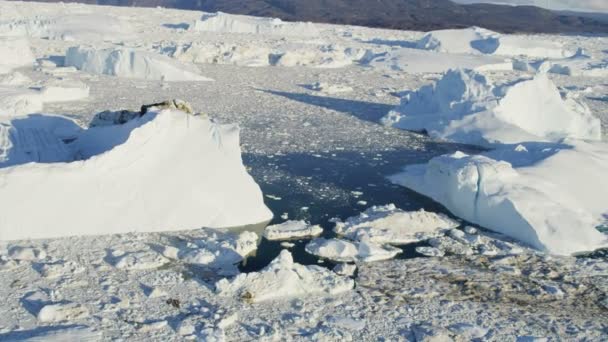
[10,0,608,34]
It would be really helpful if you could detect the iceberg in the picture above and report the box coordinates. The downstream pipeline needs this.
[390,142,608,255]
[0,109,273,240]
[382,69,601,146]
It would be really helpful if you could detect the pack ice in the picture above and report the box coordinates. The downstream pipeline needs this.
[382,69,601,146]
[0,109,273,240]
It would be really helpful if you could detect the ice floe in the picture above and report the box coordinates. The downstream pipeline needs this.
[0,109,272,240]
[263,220,323,240]
[305,237,402,262]
[333,204,459,244]
[382,69,601,145]
[215,250,354,303]
[65,46,213,81]
[191,12,319,37]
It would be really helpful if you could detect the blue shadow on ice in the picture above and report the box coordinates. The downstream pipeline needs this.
[261,89,395,123]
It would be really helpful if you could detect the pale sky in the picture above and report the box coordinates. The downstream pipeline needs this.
[452,0,608,13]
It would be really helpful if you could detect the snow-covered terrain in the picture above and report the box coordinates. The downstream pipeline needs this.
[0,0,607,340]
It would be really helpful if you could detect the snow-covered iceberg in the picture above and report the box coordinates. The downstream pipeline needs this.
[191,12,319,37]
[416,27,574,59]
[382,69,601,146]
[0,109,273,240]
[215,250,354,303]
[390,142,608,255]
[65,46,213,82]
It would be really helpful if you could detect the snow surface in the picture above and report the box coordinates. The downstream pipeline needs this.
[65,46,212,81]
[0,109,272,240]
[383,69,601,145]
[263,220,323,240]
[216,250,354,303]
[334,204,460,244]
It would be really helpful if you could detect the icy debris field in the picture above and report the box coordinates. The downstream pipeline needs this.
[0,0,607,340]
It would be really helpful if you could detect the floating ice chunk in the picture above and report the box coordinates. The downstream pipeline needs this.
[333,263,357,277]
[305,238,401,262]
[390,147,608,255]
[415,246,445,257]
[8,246,46,261]
[0,110,272,240]
[263,220,323,240]
[191,12,319,37]
[113,251,170,271]
[65,46,213,82]
[38,303,90,323]
[383,69,601,145]
[215,250,354,303]
[334,204,459,244]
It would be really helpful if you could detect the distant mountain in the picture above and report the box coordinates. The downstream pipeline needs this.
[13,0,608,34]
